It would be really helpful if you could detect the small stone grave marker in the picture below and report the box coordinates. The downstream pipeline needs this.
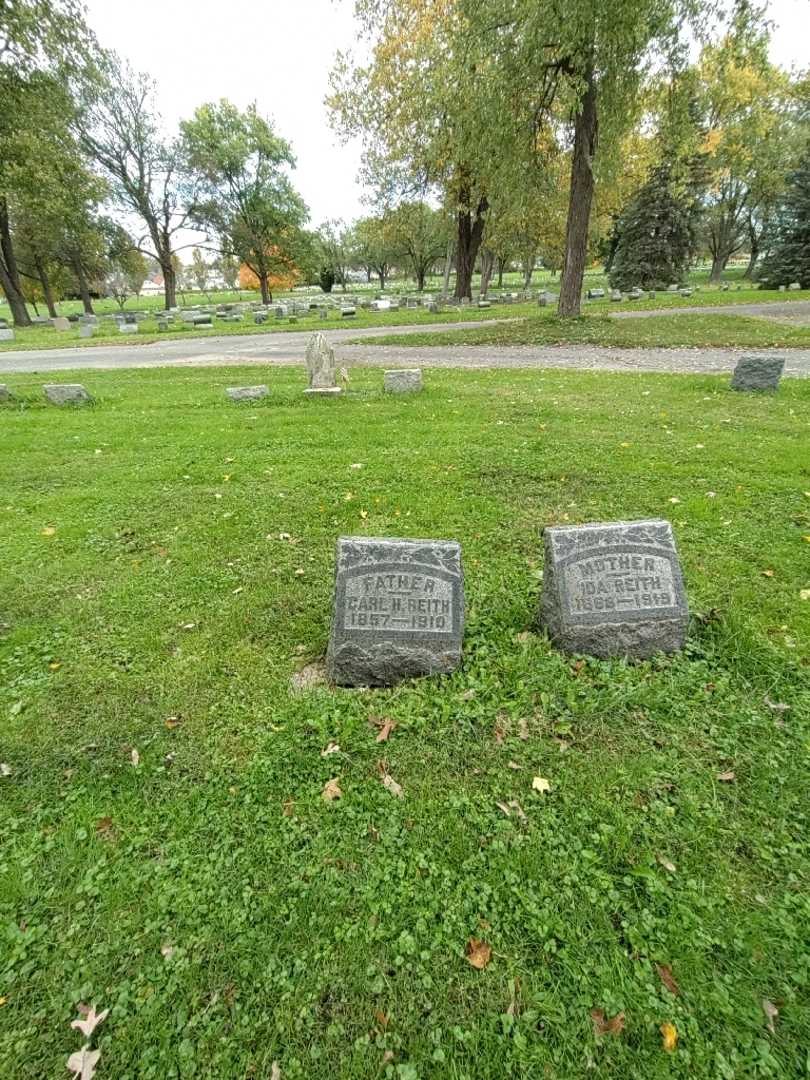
[79,323,94,338]
[118,322,139,334]
[43,383,92,406]
[305,332,341,394]
[327,536,464,686]
[384,369,423,393]
[0,384,14,402]
[226,385,269,401]
[730,355,785,391]
[341,305,357,318]
[0,328,14,342]
[539,519,688,659]
[53,317,70,331]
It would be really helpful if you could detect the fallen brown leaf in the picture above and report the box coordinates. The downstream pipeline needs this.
[374,1008,389,1028]
[762,998,778,1035]
[717,770,736,782]
[94,817,116,841]
[763,697,790,715]
[508,800,528,822]
[321,778,342,802]
[381,773,403,799]
[495,801,512,817]
[466,938,492,970]
[270,1062,281,1080]
[656,853,677,874]
[375,718,397,743]
[282,799,295,817]
[320,742,340,757]
[70,1004,109,1039]
[67,1046,101,1080]
[591,1008,625,1037]
[656,964,680,996]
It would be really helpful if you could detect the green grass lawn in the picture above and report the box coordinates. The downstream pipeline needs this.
[1,366,809,1079]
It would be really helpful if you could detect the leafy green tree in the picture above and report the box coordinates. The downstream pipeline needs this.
[756,149,810,289]
[190,248,211,296]
[351,215,396,289]
[181,100,309,305]
[317,220,352,292]
[79,51,197,310]
[0,1,94,325]
[217,252,240,291]
[388,202,448,291]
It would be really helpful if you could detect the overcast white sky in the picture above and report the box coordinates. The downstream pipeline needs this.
[84,0,808,230]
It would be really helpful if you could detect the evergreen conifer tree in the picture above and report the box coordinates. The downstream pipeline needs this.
[757,150,810,289]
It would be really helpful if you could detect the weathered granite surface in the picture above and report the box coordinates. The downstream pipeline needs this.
[43,383,92,405]
[539,519,688,659]
[225,384,269,401]
[0,384,13,402]
[730,355,785,391]
[327,536,464,686]
[305,332,340,393]
[384,369,423,393]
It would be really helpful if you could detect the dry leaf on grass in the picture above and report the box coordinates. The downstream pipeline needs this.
[270,1062,281,1080]
[764,697,790,714]
[374,1009,389,1028]
[496,801,512,817]
[762,999,778,1034]
[656,964,680,996]
[717,770,736,782]
[282,799,296,817]
[321,778,342,802]
[660,1021,678,1052]
[71,1005,109,1039]
[321,742,340,757]
[381,773,403,799]
[373,718,397,743]
[67,1046,101,1080]
[130,748,140,768]
[532,776,551,794]
[0,763,11,777]
[590,1008,625,1037]
[466,938,492,970]
[656,853,677,874]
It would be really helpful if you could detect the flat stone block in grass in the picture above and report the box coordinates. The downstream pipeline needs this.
[730,355,785,392]
[0,328,14,341]
[43,383,92,406]
[226,385,269,402]
[0,384,14,402]
[384,369,423,394]
[539,519,688,659]
[327,536,464,686]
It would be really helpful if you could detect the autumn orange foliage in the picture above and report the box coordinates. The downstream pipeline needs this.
[239,262,299,292]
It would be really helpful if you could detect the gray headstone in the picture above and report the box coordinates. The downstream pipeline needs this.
[327,536,464,686]
[319,307,329,320]
[610,290,623,302]
[788,282,801,291]
[779,284,787,292]
[0,328,14,342]
[478,299,491,308]
[192,315,212,327]
[341,305,357,318]
[730,355,785,392]
[667,284,680,293]
[226,384,269,401]
[384,369,423,393]
[539,519,688,659]
[305,331,340,393]
[0,384,14,403]
[53,317,70,331]
[118,322,139,334]
[79,323,94,338]
[254,312,267,324]
[587,288,605,299]
[157,320,170,331]
[43,383,92,406]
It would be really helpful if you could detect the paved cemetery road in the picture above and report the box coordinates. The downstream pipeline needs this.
[2,318,810,377]
[612,299,810,324]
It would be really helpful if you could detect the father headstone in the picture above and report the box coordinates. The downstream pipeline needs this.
[304,331,341,394]
[43,383,92,406]
[327,536,464,686]
[539,518,688,659]
[730,355,785,392]
[226,385,269,402]
[384,369,423,393]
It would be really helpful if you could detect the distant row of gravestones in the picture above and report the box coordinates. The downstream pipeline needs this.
[0,348,788,408]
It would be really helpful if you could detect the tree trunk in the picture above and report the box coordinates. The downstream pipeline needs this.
[523,252,535,288]
[454,196,488,300]
[73,259,95,314]
[416,266,426,291]
[442,239,454,296]
[259,273,270,305]
[36,257,58,317]
[558,65,598,318]
[378,269,386,290]
[0,198,31,326]
[742,222,759,280]
[708,252,729,284]
[497,257,506,288]
[480,249,494,296]
[161,258,177,308]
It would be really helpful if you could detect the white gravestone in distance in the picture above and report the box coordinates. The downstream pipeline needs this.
[540,519,688,659]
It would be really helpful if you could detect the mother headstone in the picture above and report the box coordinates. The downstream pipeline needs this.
[539,519,688,658]
[327,536,464,686]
